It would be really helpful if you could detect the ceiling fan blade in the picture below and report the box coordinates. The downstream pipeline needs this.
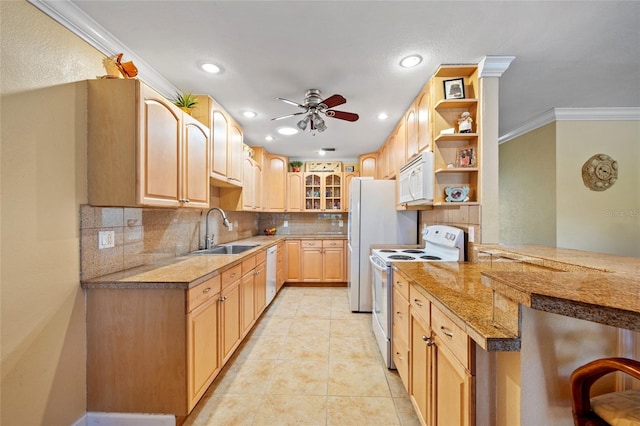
[277,97,305,108]
[326,110,359,122]
[320,94,346,109]
[271,111,306,121]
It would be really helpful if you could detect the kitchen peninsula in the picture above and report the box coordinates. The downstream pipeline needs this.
[392,244,639,425]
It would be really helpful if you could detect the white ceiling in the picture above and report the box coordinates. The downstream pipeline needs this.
[57,1,640,160]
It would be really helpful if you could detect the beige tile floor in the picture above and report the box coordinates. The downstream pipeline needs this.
[183,286,421,426]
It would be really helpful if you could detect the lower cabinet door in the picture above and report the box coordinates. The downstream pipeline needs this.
[433,337,473,426]
[187,296,219,411]
[410,314,432,426]
[221,281,241,364]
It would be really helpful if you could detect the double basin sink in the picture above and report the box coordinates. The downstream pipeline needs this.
[191,244,259,255]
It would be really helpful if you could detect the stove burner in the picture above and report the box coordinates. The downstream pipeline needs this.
[388,255,415,260]
[402,249,424,254]
[379,249,397,253]
[420,255,442,260]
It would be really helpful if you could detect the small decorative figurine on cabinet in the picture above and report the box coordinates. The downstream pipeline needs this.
[458,112,473,133]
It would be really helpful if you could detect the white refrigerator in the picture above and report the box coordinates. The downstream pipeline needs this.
[347,178,417,312]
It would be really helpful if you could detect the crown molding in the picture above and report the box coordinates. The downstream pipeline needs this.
[499,107,640,144]
[27,0,177,98]
[478,55,516,78]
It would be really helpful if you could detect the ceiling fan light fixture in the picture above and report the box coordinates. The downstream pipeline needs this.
[297,115,311,130]
[200,62,222,74]
[400,55,422,68]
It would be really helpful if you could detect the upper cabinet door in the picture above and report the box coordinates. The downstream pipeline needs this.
[139,88,182,207]
[265,154,288,211]
[211,110,229,179]
[406,107,418,160]
[183,117,210,208]
[416,83,432,153]
[227,123,243,185]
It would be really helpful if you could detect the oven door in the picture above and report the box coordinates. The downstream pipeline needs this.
[369,255,394,368]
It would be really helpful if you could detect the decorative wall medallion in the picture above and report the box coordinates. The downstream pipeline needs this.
[581,154,618,191]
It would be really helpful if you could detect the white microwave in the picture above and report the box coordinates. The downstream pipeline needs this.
[398,151,434,206]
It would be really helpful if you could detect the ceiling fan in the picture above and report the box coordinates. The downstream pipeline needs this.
[271,89,359,133]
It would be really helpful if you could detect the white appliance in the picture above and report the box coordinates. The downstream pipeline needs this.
[399,151,434,206]
[266,245,277,304]
[348,178,417,312]
[369,225,465,368]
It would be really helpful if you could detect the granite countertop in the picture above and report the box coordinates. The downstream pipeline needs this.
[81,234,347,289]
[394,245,639,353]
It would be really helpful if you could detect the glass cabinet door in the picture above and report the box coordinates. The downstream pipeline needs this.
[304,173,322,211]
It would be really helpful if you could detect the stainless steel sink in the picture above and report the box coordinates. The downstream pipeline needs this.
[191,244,259,255]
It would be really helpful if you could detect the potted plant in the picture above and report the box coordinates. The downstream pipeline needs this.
[173,91,198,115]
[290,161,303,172]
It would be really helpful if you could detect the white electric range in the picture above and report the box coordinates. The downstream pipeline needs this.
[369,225,465,368]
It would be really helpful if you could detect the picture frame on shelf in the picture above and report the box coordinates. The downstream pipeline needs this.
[443,78,465,100]
[456,146,475,167]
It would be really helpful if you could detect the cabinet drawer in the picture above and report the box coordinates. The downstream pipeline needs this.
[392,270,410,301]
[431,304,470,368]
[322,239,343,248]
[241,255,256,275]
[222,264,242,289]
[187,275,221,312]
[409,284,430,327]
[392,288,410,344]
[301,240,321,248]
[255,249,266,265]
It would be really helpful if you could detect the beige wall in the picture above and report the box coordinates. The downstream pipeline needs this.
[556,120,640,256]
[1,2,103,424]
[499,123,557,246]
[497,119,639,425]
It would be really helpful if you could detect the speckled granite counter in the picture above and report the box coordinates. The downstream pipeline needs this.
[81,234,346,289]
[393,245,640,353]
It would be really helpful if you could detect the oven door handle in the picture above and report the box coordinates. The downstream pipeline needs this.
[369,255,387,273]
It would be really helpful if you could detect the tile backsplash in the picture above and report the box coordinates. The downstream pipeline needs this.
[258,212,348,236]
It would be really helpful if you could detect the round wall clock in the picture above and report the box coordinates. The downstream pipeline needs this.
[581,154,618,191]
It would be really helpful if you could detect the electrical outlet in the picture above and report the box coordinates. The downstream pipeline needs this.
[98,230,115,249]
[468,226,475,243]
[228,222,233,231]
[339,220,344,227]
[283,220,288,228]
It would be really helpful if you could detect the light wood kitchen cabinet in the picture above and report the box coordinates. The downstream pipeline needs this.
[254,252,267,316]
[220,155,262,211]
[285,240,302,281]
[303,173,344,211]
[227,122,244,185]
[192,95,243,187]
[301,240,324,281]
[416,82,433,153]
[431,65,480,205]
[86,273,221,416]
[286,172,304,211]
[220,265,242,365]
[392,120,406,178]
[87,79,209,208]
[358,152,378,178]
[379,136,391,179]
[264,154,288,211]
[187,279,220,410]
[297,239,346,282]
[322,240,345,282]
[406,105,419,161]
[406,280,475,426]
[240,256,257,335]
[392,272,411,391]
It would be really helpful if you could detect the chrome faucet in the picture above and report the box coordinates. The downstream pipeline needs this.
[204,207,230,249]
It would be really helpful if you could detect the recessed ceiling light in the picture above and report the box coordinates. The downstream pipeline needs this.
[243,111,257,118]
[201,62,222,74]
[318,150,326,156]
[265,135,274,141]
[378,112,389,120]
[400,55,422,68]
[277,127,298,136]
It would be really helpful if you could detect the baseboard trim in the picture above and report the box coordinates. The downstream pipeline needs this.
[72,412,175,426]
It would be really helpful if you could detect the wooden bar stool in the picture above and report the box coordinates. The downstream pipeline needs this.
[570,357,640,425]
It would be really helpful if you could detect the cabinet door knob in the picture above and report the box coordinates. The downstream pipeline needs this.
[219,296,228,302]
[421,335,435,347]
[414,299,424,307]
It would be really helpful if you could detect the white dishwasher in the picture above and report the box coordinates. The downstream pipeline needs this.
[266,245,277,304]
